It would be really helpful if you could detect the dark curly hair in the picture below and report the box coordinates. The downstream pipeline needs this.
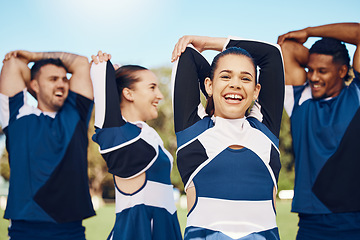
[309,37,351,81]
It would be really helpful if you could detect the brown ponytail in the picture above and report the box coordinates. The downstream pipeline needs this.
[205,95,215,116]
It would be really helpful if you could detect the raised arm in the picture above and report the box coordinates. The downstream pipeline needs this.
[90,52,125,129]
[48,52,93,99]
[278,40,309,86]
[226,38,285,137]
[278,22,360,73]
[172,36,221,132]
[172,35,227,62]
[3,50,93,99]
[0,53,31,97]
[91,52,149,182]
[172,46,210,132]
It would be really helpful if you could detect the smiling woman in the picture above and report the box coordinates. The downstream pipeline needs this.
[204,53,260,119]
[90,51,182,240]
[171,35,285,240]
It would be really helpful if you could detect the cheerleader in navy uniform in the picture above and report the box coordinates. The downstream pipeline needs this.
[171,36,284,240]
[90,52,182,240]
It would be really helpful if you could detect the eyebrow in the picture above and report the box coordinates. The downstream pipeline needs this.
[47,75,60,79]
[307,66,328,70]
[219,69,254,78]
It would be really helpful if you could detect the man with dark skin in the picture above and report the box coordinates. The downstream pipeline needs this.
[278,23,360,239]
[0,50,95,240]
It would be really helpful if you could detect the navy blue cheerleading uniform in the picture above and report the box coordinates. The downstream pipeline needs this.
[172,37,284,240]
[0,89,95,239]
[284,70,360,238]
[90,61,182,240]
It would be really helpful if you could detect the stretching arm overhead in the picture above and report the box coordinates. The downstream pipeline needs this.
[225,37,285,137]
[90,51,125,129]
[172,35,227,62]
[278,40,309,86]
[172,37,217,132]
[90,52,152,181]
[278,22,360,77]
[0,54,30,97]
[2,50,93,99]
[172,36,285,136]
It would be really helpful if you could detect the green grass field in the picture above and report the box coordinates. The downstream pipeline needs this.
[0,200,298,240]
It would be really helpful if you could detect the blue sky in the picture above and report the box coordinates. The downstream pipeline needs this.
[0,0,359,70]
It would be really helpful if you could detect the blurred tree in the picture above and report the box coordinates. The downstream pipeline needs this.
[278,111,295,192]
[148,67,183,192]
[0,130,7,181]
[0,150,9,181]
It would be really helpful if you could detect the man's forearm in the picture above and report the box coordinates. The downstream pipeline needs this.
[9,50,85,73]
[40,52,88,73]
[306,23,360,46]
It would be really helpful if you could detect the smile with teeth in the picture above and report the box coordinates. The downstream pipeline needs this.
[55,91,64,97]
[224,94,243,101]
[310,81,323,89]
